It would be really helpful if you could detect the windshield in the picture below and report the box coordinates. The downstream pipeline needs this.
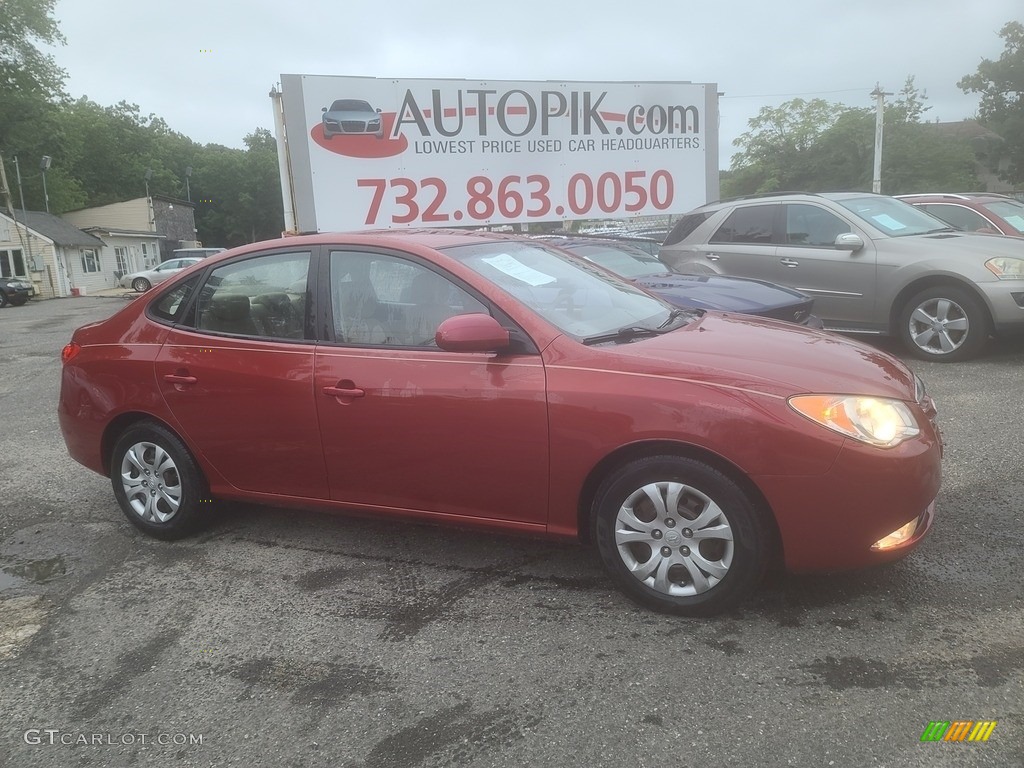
[984,200,1024,235]
[442,240,679,339]
[564,243,666,278]
[329,99,372,112]
[835,196,952,237]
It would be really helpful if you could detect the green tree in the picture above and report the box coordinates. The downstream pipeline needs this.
[724,79,979,197]
[0,0,71,211]
[191,129,284,247]
[959,20,1024,185]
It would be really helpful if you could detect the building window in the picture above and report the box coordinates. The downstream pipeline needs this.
[1,248,26,278]
[81,249,100,273]
[114,247,130,274]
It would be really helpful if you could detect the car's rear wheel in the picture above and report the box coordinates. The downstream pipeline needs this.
[110,422,207,540]
[592,456,769,616]
[899,285,989,362]
[132,277,151,292]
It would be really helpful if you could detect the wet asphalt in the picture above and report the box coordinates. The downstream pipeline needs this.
[0,296,1021,768]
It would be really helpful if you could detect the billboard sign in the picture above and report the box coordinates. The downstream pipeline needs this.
[277,75,718,232]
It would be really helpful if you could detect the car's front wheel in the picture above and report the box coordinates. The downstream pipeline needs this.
[110,421,208,540]
[592,456,770,616]
[0,291,8,308]
[132,277,151,292]
[898,285,990,362]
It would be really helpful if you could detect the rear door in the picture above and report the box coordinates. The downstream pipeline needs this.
[155,247,328,498]
[699,204,780,282]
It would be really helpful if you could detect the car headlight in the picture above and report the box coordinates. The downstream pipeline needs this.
[9,280,30,289]
[788,395,920,448]
[985,256,1024,279]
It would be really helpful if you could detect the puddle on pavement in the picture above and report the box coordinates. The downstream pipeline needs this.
[0,556,67,590]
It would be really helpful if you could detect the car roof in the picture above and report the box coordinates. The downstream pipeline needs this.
[207,228,524,261]
[895,193,1019,203]
[696,191,883,211]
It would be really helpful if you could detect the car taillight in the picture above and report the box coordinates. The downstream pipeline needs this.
[61,342,80,364]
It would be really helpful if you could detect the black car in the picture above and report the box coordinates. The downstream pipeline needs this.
[539,236,822,327]
[0,277,33,307]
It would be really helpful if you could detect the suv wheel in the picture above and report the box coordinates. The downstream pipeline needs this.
[898,285,990,362]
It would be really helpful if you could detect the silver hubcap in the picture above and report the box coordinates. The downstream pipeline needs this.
[909,298,969,355]
[615,482,734,597]
[120,441,182,523]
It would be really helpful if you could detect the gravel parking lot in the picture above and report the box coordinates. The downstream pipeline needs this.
[1,296,1021,768]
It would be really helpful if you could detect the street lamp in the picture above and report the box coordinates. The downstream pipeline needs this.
[40,156,52,213]
[144,168,153,199]
[185,165,192,202]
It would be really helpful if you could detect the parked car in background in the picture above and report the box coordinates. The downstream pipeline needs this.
[543,230,663,256]
[119,257,203,292]
[538,235,821,327]
[321,99,384,138]
[896,193,1024,237]
[0,276,33,307]
[171,247,226,260]
[59,230,941,617]
[659,192,1024,361]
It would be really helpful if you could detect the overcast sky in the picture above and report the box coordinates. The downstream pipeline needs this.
[47,0,1020,170]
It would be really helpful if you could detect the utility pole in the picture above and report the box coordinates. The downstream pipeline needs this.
[12,156,26,214]
[871,83,892,194]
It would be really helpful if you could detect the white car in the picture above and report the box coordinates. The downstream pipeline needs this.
[120,257,203,292]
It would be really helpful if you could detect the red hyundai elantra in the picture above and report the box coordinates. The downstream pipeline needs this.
[59,230,941,615]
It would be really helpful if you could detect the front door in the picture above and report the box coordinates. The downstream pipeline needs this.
[314,248,549,525]
[774,203,877,326]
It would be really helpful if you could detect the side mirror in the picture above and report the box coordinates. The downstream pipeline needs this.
[376,108,382,113]
[835,232,864,251]
[321,107,327,113]
[435,313,510,353]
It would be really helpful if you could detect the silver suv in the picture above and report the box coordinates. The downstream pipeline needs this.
[659,192,1024,361]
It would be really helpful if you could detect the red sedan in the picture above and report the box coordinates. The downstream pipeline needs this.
[59,230,941,616]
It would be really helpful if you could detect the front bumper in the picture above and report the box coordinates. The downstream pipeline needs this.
[754,430,942,573]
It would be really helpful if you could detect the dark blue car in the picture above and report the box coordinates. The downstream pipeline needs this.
[540,236,822,328]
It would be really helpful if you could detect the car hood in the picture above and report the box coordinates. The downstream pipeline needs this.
[890,231,1024,258]
[631,273,808,313]
[602,312,916,400]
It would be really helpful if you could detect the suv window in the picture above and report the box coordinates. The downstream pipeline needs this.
[710,205,776,245]
[784,204,850,246]
[663,211,712,246]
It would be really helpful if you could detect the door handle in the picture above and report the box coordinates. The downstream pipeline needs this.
[163,374,198,385]
[322,386,365,398]
[705,253,720,262]
[780,258,800,268]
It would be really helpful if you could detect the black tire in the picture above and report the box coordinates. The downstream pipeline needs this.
[898,285,990,362]
[592,455,769,616]
[110,421,208,540]
[0,290,8,308]
[132,277,151,292]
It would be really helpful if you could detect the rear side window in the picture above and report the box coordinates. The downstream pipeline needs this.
[710,205,776,244]
[151,277,199,323]
[663,212,712,246]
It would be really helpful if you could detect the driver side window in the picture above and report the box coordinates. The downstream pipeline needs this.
[329,251,488,347]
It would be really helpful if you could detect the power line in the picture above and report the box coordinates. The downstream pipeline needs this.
[721,87,871,100]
